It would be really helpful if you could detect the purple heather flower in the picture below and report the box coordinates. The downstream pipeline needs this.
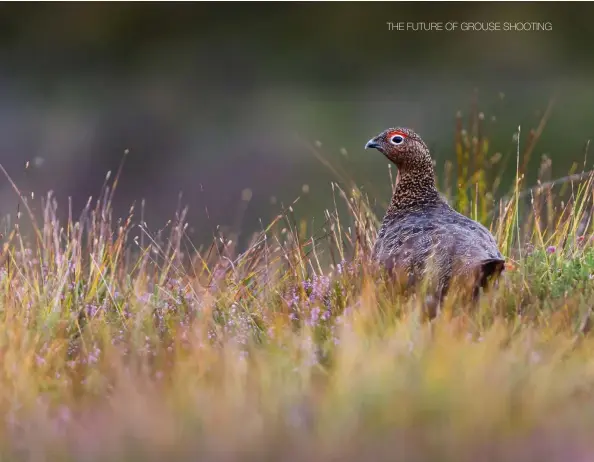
[307,275,331,303]
[285,288,299,308]
[336,259,348,275]
[138,292,152,304]
[309,307,320,325]
[86,304,100,318]
[86,345,101,364]
[546,245,556,254]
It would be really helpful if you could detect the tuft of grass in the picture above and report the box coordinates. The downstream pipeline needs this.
[0,104,593,461]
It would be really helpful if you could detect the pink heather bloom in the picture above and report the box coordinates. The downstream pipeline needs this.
[546,245,556,254]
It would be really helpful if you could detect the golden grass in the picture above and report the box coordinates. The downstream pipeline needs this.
[0,104,592,460]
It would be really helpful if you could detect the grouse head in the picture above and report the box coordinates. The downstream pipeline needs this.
[365,127,432,171]
[365,127,439,208]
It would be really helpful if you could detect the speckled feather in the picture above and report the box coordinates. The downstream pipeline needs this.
[365,127,505,303]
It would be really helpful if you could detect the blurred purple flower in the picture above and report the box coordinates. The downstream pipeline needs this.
[85,304,100,318]
[306,274,331,304]
[336,259,349,275]
[285,287,300,309]
[309,307,320,326]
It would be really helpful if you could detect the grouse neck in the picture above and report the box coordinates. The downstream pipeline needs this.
[388,157,440,212]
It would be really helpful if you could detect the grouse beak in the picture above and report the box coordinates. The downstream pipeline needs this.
[365,138,381,151]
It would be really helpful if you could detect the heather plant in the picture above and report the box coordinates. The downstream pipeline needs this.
[0,103,593,461]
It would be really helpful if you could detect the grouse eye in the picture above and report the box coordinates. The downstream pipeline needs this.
[390,135,404,145]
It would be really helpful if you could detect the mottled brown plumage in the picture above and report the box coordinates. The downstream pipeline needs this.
[365,127,504,312]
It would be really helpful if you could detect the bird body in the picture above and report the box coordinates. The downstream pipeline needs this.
[365,127,504,309]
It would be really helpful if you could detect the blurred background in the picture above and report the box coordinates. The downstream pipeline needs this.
[0,2,592,247]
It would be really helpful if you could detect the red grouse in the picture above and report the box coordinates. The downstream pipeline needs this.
[365,127,504,312]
